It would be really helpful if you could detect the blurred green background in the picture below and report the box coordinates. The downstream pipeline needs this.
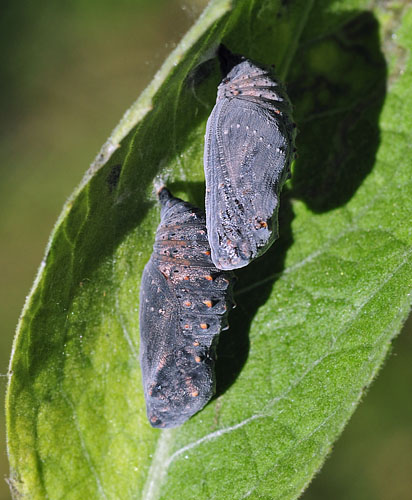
[0,1,411,499]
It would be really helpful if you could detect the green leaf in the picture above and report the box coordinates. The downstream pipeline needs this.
[6,0,412,499]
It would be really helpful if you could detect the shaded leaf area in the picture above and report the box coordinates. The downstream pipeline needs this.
[6,1,412,500]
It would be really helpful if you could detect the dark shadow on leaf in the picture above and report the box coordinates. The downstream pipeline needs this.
[215,9,387,397]
[215,191,295,397]
[289,11,387,212]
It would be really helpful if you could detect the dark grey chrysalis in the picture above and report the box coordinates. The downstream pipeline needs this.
[204,45,297,270]
[139,188,235,428]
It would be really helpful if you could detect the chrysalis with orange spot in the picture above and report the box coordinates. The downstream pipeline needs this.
[139,188,235,428]
[204,45,297,270]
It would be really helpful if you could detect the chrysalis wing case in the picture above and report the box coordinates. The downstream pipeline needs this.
[139,188,235,428]
[204,45,297,270]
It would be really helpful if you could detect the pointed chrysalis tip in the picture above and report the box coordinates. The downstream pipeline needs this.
[217,44,245,77]
[153,176,169,200]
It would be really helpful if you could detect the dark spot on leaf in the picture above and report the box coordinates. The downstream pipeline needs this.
[106,164,122,193]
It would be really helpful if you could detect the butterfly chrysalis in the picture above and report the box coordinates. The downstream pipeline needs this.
[139,188,235,428]
[204,45,296,270]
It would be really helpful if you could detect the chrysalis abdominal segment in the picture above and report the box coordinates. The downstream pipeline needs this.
[204,45,296,270]
[139,188,235,428]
